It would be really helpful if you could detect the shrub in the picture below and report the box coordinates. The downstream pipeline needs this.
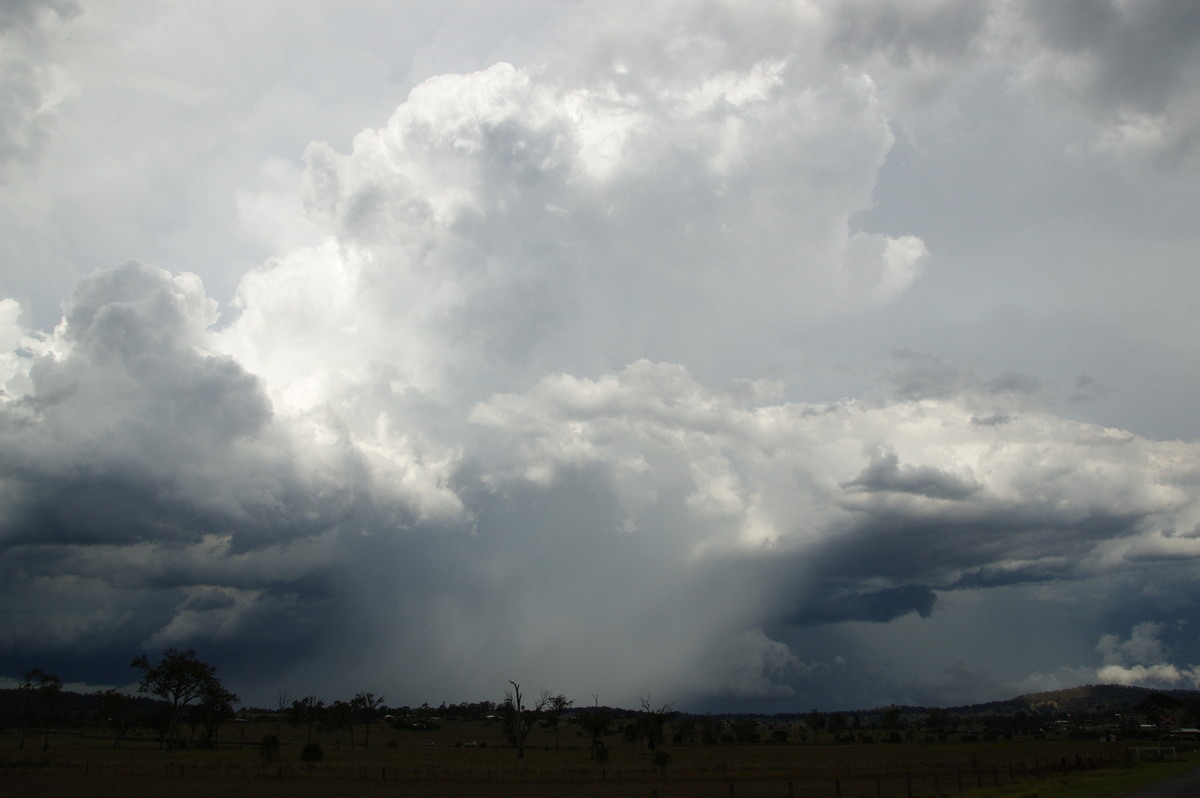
[259,734,281,763]
[300,741,323,763]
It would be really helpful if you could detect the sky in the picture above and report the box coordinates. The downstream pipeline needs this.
[2,0,1200,713]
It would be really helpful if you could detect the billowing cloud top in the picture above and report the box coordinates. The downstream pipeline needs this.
[2,0,1200,710]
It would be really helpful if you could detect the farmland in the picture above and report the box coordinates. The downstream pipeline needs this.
[4,715,1193,798]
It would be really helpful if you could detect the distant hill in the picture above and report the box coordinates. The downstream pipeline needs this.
[947,684,1200,718]
[0,688,164,727]
[3,683,1198,727]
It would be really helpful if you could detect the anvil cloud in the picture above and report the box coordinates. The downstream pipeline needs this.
[2,0,1200,711]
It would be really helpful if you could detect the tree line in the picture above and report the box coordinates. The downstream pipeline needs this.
[8,649,676,759]
[10,650,1198,756]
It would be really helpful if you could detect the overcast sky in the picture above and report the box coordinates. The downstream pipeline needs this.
[2,0,1200,713]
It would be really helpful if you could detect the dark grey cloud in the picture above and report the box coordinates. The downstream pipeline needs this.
[783,584,938,626]
[826,0,990,79]
[1021,0,1200,113]
[0,263,298,550]
[843,448,981,500]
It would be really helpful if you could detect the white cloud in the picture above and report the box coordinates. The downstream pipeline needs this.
[2,0,1200,710]
[1093,622,1200,689]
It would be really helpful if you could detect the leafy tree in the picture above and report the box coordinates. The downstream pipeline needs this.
[130,648,227,751]
[826,712,847,739]
[544,693,573,749]
[699,715,722,744]
[199,678,240,746]
[924,707,953,734]
[1140,693,1183,730]
[576,695,614,760]
[731,718,760,744]
[674,716,697,744]
[353,692,385,749]
[806,709,825,743]
[289,694,325,743]
[325,700,353,748]
[651,748,672,776]
[19,669,62,750]
[98,689,138,749]
[623,721,644,747]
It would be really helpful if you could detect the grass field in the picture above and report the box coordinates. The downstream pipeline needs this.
[3,719,1194,797]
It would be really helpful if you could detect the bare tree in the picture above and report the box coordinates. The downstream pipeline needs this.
[577,693,614,760]
[275,688,290,738]
[502,681,550,758]
[639,696,675,751]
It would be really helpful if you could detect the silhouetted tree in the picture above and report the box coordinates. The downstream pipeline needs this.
[1140,693,1183,731]
[806,709,825,743]
[639,697,675,751]
[731,718,760,744]
[98,689,138,749]
[674,716,697,744]
[826,712,846,739]
[131,648,226,751]
[275,688,290,737]
[925,707,953,735]
[353,692,385,749]
[576,695,614,760]
[545,693,573,749]
[19,669,62,750]
[502,681,549,758]
[325,700,353,748]
[289,694,325,743]
[199,679,239,746]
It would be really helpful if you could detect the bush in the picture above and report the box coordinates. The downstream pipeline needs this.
[300,741,323,763]
[259,734,281,763]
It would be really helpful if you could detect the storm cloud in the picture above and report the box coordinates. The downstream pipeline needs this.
[2,0,1200,711]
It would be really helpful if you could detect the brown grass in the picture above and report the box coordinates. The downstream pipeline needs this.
[2,721,1190,798]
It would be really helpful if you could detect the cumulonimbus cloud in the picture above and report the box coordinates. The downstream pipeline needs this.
[2,0,1200,707]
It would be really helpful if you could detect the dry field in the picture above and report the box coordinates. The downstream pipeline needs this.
[1,720,1184,798]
